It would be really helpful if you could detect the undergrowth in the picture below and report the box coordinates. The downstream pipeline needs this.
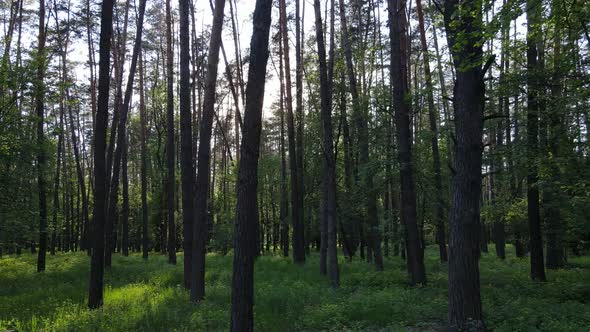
[0,247,588,331]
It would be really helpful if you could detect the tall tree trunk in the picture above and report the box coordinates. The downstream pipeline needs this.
[230,1,272,330]
[295,0,305,257]
[228,0,243,160]
[179,0,195,289]
[35,0,48,273]
[165,0,177,265]
[121,132,129,256]
[51,106,64,256]
[314,0,339,288]
[526,0,547,281]
[88,0,115,309]
[105,0,130,267]
[105,0,146,266]
[191,0,226,303]
[85,0,97,132]
[339,74,356,258]
[429,0,450,123]
[442,0,487,328]
[278,35,289,258]
[416,0,447,263]
[389,0,426,283]
[63,130,71,252]
[139,47,149,260]
[279,0,305,264]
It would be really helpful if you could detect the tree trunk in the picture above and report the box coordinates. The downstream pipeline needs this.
[105,0,130,268]
[279,0,305,264]
[191,0,226,303]
[442,0,486,328]
[35,0,48,273]
[88,0,115,309]
[389,0,426,283]
[179,0,195,289]
[526,0,547,281]
[295,0,305,259]
[416,0,447,263]
[121,132,129,256]
[278,33,290,258]
[230,1,272,330]
[51,105,64,256]
[165,0,176,265]
[139,46,149,260]
[314,0,339,288]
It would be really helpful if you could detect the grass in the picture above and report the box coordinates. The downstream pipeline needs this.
[1,247,589,331]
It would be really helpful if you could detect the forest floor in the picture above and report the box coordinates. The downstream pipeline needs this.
[1,246,589,332]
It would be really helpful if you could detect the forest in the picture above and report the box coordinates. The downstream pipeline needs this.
[0,0,589,330]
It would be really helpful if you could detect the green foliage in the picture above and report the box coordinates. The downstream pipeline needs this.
[1,247,589,331]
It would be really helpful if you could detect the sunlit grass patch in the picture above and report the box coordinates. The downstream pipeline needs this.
[0,247,589,331]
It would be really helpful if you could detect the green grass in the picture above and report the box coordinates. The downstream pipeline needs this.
[1,247,589,331]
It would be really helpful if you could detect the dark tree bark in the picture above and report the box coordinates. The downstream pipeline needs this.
[105,0,146,266]
[165,0,177,265]
[121,132,129,256]
[52,104,64,256]
[85,0,97,136]
[416,0,447,263]
[314,0,339,288]
[191,0,226,303]
[35,0,48,273]
[295,0,305,258]
[279,0,305,264]
[228,0,243,159]
[441,0,487,328]
[492,3,509,261]
[526,0,547,281]
[88,0,115,309]
[179,0,195,289]
[139,47,149,260]
[278,34,289,258]
[339,74,356,258]
[105,0,130,267]
[230,1,272,329]
[389,0,426,284]
[68,97,89,254]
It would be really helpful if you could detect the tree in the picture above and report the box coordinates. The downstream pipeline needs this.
[416,0,447,263]
[339,0,383,269]
[165,0,176,265]
[88,0,115,309]
[389,0,426,284]
[179,0,195,288]
[105,0,130,267]
[526,0,547,281]
[278,0,305,264]
[139,45,149,260]
[441,0,487,328]
[278,26,289,258]
[313,0,339,288]
[105,0,147,266]
[191,0,226,303]
[229,1,272,329]
[35,0,48,273]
